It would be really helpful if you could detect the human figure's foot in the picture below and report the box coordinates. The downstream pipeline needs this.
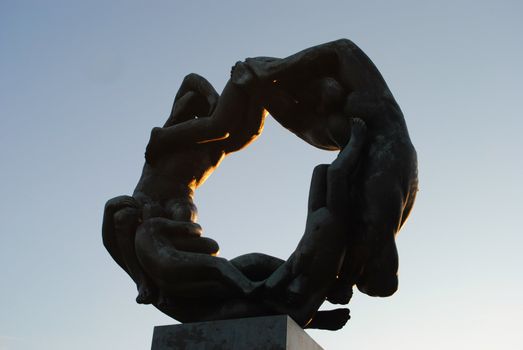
[306,308,351,330]
[136,280,157,304]
[230,61,255,87]
[350,117,367,138]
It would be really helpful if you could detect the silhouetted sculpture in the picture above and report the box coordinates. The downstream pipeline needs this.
[102,39,418,331]
[143,117,366,331]
[263,118,367,329]
[243,39,418,301]
[103,69,268,304]
[144,63,266,163]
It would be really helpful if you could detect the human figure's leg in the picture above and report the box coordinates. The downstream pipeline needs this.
[146,71,260,161]
[329,163,416,302]
[306,308,351,330]
[135,218,258,298]
[154,295,273,324]
[230,253,284,281]
[102,196,137,273]
[245,39,388,92]
[264,124,368,325]
[173,73,219,109]
[357,231,399,297]
[346,184,404,298]
[221,79,269,154]
[283,120,367,302]
[326,118,367,213]
[163,73,219,127]
[278,118,365,306]
[263,164,329,295]
[163,91,207,127]
[245,43,338,84]
[102,195,158,304]
[113,208,162,304]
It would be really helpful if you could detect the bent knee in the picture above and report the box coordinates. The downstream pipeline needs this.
[356,240,399,297]
[113,207,140,230]
[361,193,406,235]
[332,38,356,48]
[183,73,202,83]
[357,270,398,297]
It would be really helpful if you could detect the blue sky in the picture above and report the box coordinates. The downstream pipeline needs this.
[1,1,522,349]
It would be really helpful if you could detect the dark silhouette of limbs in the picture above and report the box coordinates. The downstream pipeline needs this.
[245,39,418,299]
[264,118,367,330]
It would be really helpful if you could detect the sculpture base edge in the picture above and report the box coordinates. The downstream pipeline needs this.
[151,315,324,350]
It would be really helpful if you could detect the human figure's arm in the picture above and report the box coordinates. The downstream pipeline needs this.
[264,163,329,294]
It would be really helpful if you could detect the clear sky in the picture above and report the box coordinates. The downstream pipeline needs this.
[1,1,522,349]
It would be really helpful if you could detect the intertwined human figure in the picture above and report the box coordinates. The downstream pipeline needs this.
[102,39,418,330]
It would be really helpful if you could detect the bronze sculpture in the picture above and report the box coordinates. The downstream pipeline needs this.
[102,39,418,330]
[243,39,418,300]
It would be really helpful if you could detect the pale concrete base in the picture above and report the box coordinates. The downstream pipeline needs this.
[151,315,324,350]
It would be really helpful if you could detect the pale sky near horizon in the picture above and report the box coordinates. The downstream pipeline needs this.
[1,1,522,349]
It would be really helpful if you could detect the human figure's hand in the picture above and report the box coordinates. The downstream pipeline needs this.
[230,61,256,87]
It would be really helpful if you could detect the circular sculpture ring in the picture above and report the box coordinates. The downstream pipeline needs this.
[102,39,418,331]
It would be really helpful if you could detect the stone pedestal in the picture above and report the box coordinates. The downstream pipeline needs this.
[151,315,323,350]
